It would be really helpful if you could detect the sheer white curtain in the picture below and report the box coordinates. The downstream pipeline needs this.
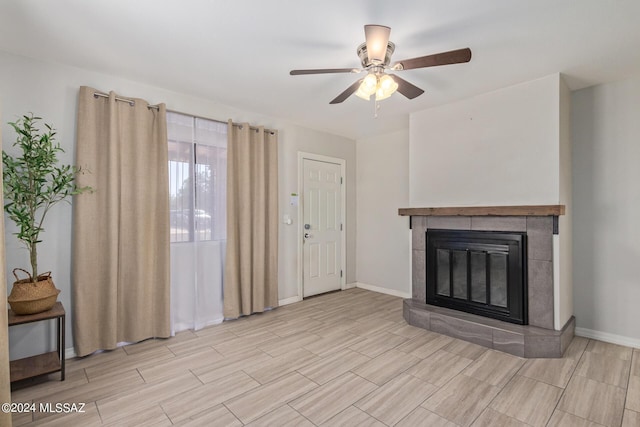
[167,112,227,333]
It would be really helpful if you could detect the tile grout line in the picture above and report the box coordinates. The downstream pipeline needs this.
[155,402,172,426]
[404,349,475,425]
[11,290,636,427]
[220,401,244,426]
[94,400,104,425]
[543,338,590,427]
[621,349,637,425]
[463,352,527,427]
[286,403,318,427]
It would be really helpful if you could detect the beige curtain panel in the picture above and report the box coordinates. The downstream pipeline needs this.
[224,121,279,318]
[0,121,12,427]
[72,86,170,357]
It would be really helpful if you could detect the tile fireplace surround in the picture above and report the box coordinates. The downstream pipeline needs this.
[399,205,575,358]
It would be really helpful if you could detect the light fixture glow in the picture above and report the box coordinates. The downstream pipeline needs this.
[355,73,378,100]
[364,25,391,64]
[356,73,399,102]
[375,74,398,101]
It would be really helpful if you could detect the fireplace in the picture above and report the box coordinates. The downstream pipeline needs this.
[426,229,527,325]
[398,206,575,358]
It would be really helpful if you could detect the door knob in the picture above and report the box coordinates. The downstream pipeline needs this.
[304,232,311,239]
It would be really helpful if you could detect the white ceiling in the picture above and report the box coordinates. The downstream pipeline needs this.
[1,0,639,140]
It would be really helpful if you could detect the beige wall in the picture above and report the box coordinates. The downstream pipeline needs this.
[0,50,356,358]
[282,126,357,295]
[408,73,572,331]
[572,74,640,346]
[409,74,563,207]
[355,129,410,296]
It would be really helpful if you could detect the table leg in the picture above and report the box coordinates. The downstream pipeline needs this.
[60,315,65,381]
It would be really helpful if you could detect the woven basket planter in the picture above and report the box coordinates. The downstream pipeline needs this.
[7,268,61,315]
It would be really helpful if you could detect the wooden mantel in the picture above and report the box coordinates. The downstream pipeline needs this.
[398,205,565,217]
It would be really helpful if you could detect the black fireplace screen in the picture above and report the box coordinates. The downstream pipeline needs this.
[426,229,527,324]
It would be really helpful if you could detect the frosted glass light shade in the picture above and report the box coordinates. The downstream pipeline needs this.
[355,73,378,100]
[375,74,398,101]
[364,25,391,64]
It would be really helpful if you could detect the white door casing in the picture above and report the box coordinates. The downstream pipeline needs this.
[299,154,345,298]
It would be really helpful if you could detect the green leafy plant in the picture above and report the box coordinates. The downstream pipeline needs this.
[2,113,92,283]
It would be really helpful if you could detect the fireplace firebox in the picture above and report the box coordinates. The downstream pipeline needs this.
[426,229,528,325]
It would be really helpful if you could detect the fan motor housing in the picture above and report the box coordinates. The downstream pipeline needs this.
[357,41,395,68]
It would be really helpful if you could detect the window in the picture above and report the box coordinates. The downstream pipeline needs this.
[167,112,227,243]
[167,112,227,332]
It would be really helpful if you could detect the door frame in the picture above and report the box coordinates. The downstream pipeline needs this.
[297,152,346,300]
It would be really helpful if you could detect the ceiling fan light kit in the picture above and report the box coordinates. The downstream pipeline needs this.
[355,73,399,101]
[363,24,391,64]
[375,74,398,100]
[290,24,472,106]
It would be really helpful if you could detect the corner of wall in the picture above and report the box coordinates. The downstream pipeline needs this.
[555,73,573,330]
[354,129,410,296]
[354,282,411,299]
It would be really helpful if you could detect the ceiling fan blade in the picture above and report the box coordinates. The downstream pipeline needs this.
[392,48,472,71]
[364,24,391,64]
[290,68,358,75]
[330,79,363,104]
[391,75,425,99]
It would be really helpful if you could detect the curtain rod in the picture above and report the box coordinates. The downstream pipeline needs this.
[241,125,276,135]
[167,109,276,135]
[93,92,160,110]
[92,92,275,135]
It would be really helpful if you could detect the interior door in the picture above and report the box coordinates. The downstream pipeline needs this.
[302,158,343,297]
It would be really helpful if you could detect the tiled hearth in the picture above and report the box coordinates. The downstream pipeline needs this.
[399,206,575,358]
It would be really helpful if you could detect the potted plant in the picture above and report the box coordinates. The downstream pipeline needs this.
[2,113,91,315]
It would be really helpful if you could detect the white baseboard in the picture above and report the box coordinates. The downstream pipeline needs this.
[65,347,77,359]
[575,327,640,349]
[354,282,411,299]
[279,282,403,305]
[278,295,302,306]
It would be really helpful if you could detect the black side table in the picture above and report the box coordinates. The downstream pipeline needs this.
[8,301,65,382]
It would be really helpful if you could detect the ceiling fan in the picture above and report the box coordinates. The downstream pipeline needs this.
[290,25,472,104]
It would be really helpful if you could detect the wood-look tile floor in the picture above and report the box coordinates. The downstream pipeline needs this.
[10,288,640,427]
